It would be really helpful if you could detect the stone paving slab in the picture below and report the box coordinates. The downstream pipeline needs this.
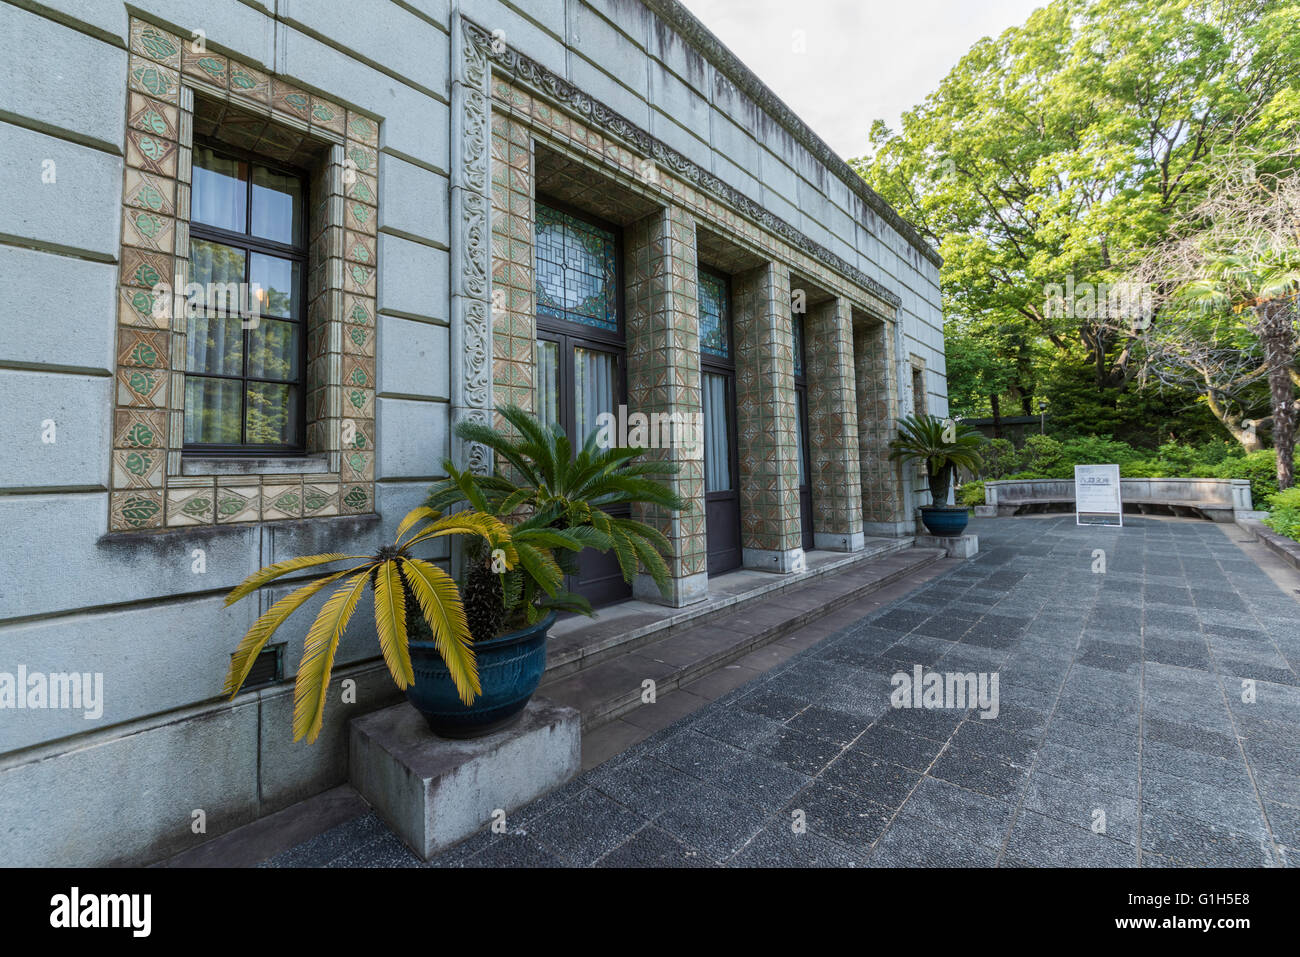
[263,516,1300,868]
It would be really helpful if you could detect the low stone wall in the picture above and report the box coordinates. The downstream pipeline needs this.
[983,477,1253,522]
[1237,516,1300,571]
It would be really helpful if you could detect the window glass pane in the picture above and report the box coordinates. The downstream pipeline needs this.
[192,147,248,233]
[189,239,246,313]
[795,389,809,487]
[792,315,805,379]
[251,164,302,245]
[249,253,298,319]
[535,204,618,332]
[698,270,730,359]
[535,339,560,431]
[702,372,732,492]
[574,346,618,441]
[186,315,244,376]
[245,382,299,446]
[184,377,242,444]
[247,318,299,382]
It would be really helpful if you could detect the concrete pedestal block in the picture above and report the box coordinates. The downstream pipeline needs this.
[349,697,580,860]
[973,505,997,518]
[915,533,979,559]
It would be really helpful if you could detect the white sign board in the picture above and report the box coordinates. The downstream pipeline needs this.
[1075,464,1123,526]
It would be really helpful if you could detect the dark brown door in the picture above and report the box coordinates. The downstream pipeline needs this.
[702,368,741,574]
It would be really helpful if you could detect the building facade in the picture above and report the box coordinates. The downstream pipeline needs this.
[0,0,945,865]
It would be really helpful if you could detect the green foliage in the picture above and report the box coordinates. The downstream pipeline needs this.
[857,0,1300,448]
[1264,485,1300,540]
[1197,449,1284,502]
[978,438,1018,479]
[888,414,985,504]
[958,481,986,506]
[977,433,1286,503]
[425,404,687,629]
[1016,435,1064,475]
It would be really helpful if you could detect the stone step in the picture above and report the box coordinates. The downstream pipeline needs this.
[544,537,916,682]
[539,546,945,730]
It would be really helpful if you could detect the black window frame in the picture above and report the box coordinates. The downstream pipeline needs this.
[183,137,310,457]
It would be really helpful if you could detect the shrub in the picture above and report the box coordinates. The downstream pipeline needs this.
[1266,487,1300,511]
[1264,504,1300,542]
[979,438,1019,479]
[958,481,985,506]
[1017,434,1065,475]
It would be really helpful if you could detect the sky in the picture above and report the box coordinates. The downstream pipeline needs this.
[678,0,1047,160]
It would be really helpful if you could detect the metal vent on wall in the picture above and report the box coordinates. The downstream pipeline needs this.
[239,644,284,689]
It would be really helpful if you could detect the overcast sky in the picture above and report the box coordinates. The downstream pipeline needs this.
[678,0,1046,160]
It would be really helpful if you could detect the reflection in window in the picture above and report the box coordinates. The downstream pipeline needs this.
[535,204,618,332]
[184,141,307,451]
[702,372,732,492]
[574,347,618,441]
[535,339,560,431]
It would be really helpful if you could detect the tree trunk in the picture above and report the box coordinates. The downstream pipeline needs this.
[990,393,1003,439]
[1257,300,1297,490]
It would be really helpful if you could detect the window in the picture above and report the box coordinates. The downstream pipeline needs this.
[697,268,735,493]
[911,363,927,416]
[535,203,619,333]
[533,200,625,443]
[184,142,307,453]
[533,199,629,604]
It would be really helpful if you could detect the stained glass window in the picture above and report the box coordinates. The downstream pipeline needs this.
[535,203,618,332]
[698,268,730,359]
[792,314,806,379]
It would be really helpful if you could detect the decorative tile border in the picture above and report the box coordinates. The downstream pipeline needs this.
[109,16,380,531]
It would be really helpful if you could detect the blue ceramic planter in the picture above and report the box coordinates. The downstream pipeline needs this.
[405,612,556,739]
[920,505,970,537]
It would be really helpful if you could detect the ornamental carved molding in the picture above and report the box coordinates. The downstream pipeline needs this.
[452,16,494,474]
[461,18,906,310]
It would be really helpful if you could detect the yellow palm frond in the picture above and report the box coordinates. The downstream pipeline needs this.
[224,552,362,607]
[223,569,350,697]
[403,512,511,551]
[372,560,414,689]
[400,557,480,704]
[293,571,369,743]
[394,506,442,547]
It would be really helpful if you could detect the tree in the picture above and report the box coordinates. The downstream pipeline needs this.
[1134,149,1300,487]
[856,0,1300,439]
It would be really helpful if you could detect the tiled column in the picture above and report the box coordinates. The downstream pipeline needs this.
[733,263,803,571]
[489,110,535,419]
[856,316,910,536]
[625,205,707,606]
[804,296,864,551]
